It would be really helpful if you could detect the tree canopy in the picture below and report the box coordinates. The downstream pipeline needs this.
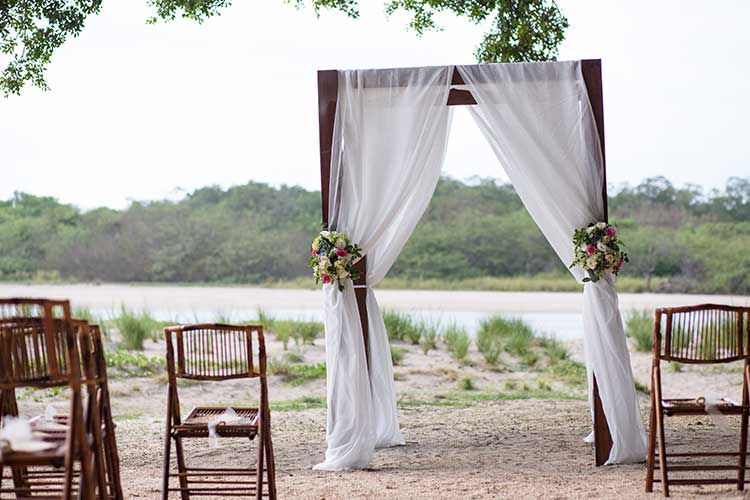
[0,0,568,96]
[2,175,750,294]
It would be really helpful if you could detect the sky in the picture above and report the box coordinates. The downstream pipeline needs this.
[1,0,748,209]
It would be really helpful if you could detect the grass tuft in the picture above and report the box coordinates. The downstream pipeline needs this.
[268,359,326,385]
[442,323,471,362]
[458,376,475,391]
[259,310,323,350]
[383,310,417,342]
[390,346,408,366]
[626,309,653,352]
[476,316,534,365]
[113,306,158,350]
[421,327,438,354]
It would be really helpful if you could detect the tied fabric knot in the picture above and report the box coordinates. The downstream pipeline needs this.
[700,395,737,430]
[0,413,58,456]
[206,408,255,449]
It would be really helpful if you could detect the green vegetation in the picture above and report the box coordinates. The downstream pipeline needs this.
[421,328,438,354]
[271,396,327,412]
[3,176,748,294]
[258,310,322,349]
[390,346,408,366]
[383,310,417,342]
[113,306,159,350]
[104,350,165,378]
[458,376,475,391]
[400,389,584,408]
[545,358,587,389]
[626,310,654,353]
[268,359,326,386]
[477,316,535,365]
[405,321,424,345]
[443,324,471,362]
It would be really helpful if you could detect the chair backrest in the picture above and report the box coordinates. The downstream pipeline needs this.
[654,304,750,364]
[164,324,266,381]
[0,298,80,389]
[88,324,109,385]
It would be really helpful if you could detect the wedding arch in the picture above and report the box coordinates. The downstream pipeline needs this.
[314,60,647,471]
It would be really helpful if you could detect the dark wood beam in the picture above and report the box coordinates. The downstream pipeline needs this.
[581,58,614,466]
[317,70,338,229]
[447,89,477,106]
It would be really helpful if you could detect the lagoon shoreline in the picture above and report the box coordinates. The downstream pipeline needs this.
[0,283,746,315]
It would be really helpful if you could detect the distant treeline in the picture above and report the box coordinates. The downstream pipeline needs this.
[1,176,749,294]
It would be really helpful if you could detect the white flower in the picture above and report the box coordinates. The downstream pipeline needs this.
[320,230,330,238]
[586,256,598,269]
[335,238,346,249]
[597,242,610,252]
[605,253,615,264]
[595,222,606,229]
[586,226,595,234]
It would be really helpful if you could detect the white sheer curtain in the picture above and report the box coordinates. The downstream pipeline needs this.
[457,61,647,463]
[315,66,454,470]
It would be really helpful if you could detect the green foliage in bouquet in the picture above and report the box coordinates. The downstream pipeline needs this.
[570,222,629,283]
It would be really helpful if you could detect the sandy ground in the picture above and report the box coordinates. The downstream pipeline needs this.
[4,285,750,498]
[0,283,748,314]
[8,328,750,500]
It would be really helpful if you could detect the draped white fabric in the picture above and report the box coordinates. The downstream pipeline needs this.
[457,61,647,463]
[315,66,454,470]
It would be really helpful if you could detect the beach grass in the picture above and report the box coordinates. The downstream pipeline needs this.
[442,323,471,362]
[625,309,653,352]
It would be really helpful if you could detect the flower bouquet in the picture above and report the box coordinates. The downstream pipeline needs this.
[570,222,628,283]
[309,230,363,291]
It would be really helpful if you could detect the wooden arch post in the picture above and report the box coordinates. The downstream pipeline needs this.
[317,60,613,465]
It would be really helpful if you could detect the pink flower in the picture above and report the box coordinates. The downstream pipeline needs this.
[615,256,624,269]
[606,227,616,238]
[586,245,596,254]
[335,248,348,257]
[311,249,318,256]
[322,275,331,284]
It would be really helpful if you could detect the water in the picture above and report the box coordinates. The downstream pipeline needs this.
[90,305,583,340]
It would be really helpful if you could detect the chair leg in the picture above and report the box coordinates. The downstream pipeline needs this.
[256,431,265,500]
[645,398,657,492]
[103,422,124,500]
[88,398,109,500]
[174,437,190,500]
[264,429,277,500]
[76,424,96,500]
[656,409,669,497]
[738,410,749,490]
[162,428,173,500]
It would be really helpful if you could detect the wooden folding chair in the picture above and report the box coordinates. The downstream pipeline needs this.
[19,322,123,500]
[646,304,750,497]
[162,324,277,500]
[0,298,97,500]
[89,325,123,500]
